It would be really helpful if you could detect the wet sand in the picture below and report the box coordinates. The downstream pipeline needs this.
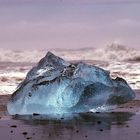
[0,90,140,140]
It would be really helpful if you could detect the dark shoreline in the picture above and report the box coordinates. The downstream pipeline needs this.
[0,90,140,140]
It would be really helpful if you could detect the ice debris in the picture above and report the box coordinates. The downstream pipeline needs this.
[7,52,135,115]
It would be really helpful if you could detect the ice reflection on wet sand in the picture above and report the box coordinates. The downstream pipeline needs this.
[0,112,140,140]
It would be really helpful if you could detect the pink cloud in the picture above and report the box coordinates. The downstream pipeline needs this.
[0,0,139,5]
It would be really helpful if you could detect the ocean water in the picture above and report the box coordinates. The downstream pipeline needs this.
[0,44,140,95]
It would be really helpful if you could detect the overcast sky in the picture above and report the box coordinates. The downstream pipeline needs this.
[0,0,140,50]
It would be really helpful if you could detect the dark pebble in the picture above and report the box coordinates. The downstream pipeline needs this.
[85,135,88,138]
[27,137,32,140]
[100,129,103,132]
[11,130,13,133]
[76,130,79,133]
[22,132,28,135]
[97,121,101,124]
[61,118,64,120]
[96,112,100,114]
[33,113,40,116]
[10,125,17,128]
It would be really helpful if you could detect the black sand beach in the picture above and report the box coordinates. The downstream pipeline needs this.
[0,90,140,140]
[1,0,140,139]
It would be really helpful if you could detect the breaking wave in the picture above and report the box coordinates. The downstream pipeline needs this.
[0,43,140,95]
[0,43,140,63]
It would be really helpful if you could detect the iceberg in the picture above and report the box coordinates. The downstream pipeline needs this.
[7,52,135,115]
